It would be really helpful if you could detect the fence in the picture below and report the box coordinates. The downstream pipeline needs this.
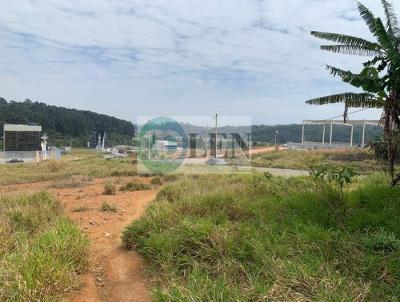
[0,149,62,163]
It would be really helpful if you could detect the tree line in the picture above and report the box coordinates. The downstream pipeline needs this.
[0,98,135,147]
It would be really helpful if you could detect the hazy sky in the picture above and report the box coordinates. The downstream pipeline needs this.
[0,0,397,125]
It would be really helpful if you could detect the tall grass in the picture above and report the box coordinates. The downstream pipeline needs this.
[0,192,89,301]
[123,173,400,301]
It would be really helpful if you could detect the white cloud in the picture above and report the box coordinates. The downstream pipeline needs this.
[0,0,397,124]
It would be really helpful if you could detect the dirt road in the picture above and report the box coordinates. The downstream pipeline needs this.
[56,178,156,302]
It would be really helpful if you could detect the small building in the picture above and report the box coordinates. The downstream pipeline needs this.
[155,140,178,152]
[3,124,42,151]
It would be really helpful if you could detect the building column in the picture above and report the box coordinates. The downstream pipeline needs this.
[350,125,354,147]
[329,122,333,147]
[361,120,366,147]
[322,124,325,145]
[301,124,305,145]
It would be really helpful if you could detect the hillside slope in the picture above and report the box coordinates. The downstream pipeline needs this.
[0,98,135,147]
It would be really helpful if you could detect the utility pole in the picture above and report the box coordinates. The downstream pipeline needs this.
[215,113,218,158]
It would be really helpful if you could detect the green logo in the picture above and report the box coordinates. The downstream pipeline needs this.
[137,116,187,174]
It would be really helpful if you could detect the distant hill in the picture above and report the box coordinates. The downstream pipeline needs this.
[0,98,135,147]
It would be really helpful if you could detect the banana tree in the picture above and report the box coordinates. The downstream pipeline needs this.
[307,0,400,185]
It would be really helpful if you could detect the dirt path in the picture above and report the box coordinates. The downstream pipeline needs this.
[55,178,156,302]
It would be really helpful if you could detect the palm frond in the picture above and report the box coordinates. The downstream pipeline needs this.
[381,0,400,37]
[374,18,400,65]
[311,31,378,48]
[325,65,361,80]
[356,1,378,34]
[320,45,382,56]
[306,93,383,108]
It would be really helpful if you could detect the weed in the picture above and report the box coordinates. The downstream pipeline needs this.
[72,206,89,212]
[101,202,117,213]
[0,192,89,301]
[150,176,163,186]
[120,181,151,192]
[103,183,116,195]
[47,160,66,172]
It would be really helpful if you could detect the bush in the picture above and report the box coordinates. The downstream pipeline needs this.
[103,183,116,195]
[120,181,151,192]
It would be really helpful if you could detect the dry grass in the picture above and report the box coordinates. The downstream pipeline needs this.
[251,149,382,174]
[0,149,137,186]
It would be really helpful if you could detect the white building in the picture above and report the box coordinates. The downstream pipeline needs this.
[155,140,178,152]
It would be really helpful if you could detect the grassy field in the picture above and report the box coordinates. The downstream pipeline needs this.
[123,173,400,301]
[0,192,89,301]
[251,149,382,174]
[0,149,137,186]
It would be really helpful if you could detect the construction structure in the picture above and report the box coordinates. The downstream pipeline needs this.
[0,124,61,163]
[88,132,107,150]
[288,119,382,149]
[3,124,42,151]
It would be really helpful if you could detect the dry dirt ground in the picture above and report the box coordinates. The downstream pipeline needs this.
[1,177,156,302]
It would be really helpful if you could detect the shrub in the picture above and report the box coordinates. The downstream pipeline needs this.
[47,160,65,173]
[120,181,151,192]
[101,202,117,213]
[310,164,359,224]
[103,183,116,195]
[150,176,163,186]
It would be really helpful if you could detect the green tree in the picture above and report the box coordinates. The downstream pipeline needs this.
[307,0,400,185]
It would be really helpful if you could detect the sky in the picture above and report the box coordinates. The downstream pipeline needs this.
[0,0,398,125]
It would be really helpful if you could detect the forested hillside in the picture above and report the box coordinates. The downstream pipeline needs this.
[0,98,135,147]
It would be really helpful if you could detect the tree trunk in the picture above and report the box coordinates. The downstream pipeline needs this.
[385,91,400,186]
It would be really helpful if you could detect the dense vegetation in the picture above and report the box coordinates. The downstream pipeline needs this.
[123,173,400,301]
[0,98,135,147]
[0,192,89,301]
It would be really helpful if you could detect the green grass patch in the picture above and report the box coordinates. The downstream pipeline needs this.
[123,173,400,301]
[0,192,89,301]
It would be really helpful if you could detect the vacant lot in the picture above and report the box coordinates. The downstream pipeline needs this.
[0,149,137,186]
[124,173,400,301]
[251,149,382,174]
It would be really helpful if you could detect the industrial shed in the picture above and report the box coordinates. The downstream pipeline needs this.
[3,124,42,151]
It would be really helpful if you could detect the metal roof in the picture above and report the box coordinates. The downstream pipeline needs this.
[4,124,42,132]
